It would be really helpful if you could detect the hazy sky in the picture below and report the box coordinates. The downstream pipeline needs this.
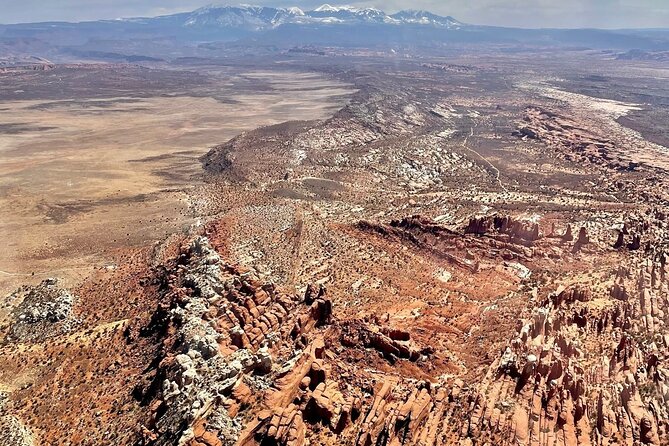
[1,0,668,28]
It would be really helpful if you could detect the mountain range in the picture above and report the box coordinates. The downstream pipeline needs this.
[9,4,464,31]
[1,3,669,62]
[175,4,463,30]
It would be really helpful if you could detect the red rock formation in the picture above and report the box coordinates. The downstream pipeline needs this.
[614,230,625,249]
[562,224,574,242]
[465,215,541,243]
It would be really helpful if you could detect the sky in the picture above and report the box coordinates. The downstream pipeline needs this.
[0,0,668,28]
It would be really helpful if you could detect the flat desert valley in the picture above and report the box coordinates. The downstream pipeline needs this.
[0,67,353,294]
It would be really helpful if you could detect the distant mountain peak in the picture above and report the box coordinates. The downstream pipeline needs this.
[117,3,464,32]
[391,9,463,28]
[184,4,307,29]
[307,4,395,24]
[312,4,381,13]
[313,4,350,12]
[285,6,306,15]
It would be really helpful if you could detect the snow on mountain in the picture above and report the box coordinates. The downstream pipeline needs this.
[313,4,354,12]
[184,4,305,30]
[306,4,398,24]
[285,7,306,16]
[391,10,463,29]
[177,3,463,30]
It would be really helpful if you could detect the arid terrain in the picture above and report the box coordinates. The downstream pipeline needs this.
[2,39,669,446]
[0,65,353,294]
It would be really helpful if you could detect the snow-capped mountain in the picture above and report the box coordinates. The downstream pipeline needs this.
[390,10,463,29]
[306,4,398,24]
[3,3,665,55]
[178,4,463,30]
[183,5,305,30]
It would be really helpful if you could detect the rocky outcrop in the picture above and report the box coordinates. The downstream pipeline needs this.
[135,236,335,446]
[0,415,34,446]
[0,391,33,446]
[514,107,635,170]
[3,278,77,343]
[562,224,574,242]
[465,215,541,243]
[614,230,625,249]
[628,232,642,251]
[135,234,453,446]
[572,226,590,252]
[455,257,669,446]
[7,220,669,446]
[340,320,426,363]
